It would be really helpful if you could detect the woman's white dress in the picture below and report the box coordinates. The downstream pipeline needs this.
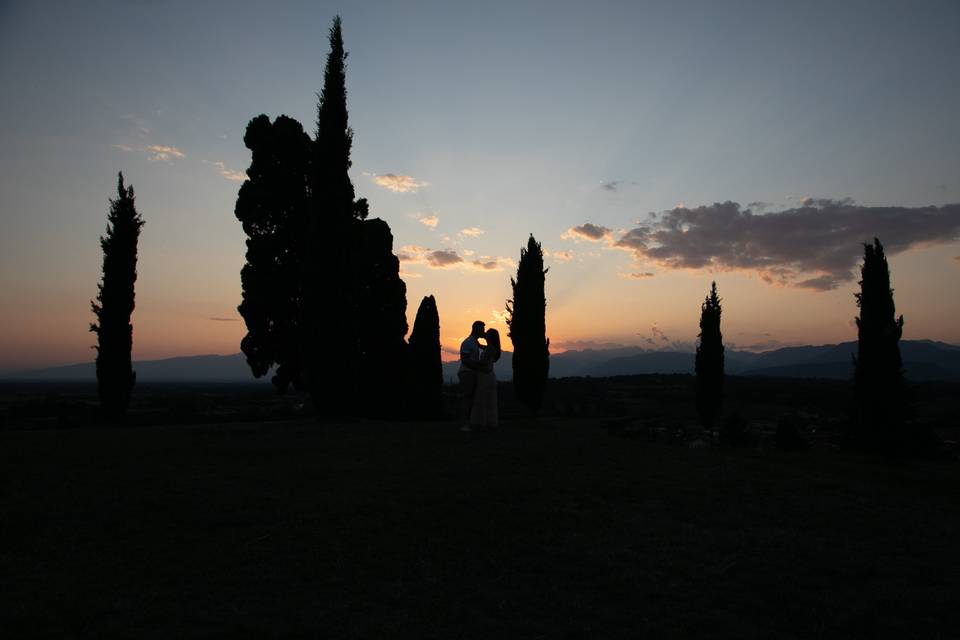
[470,357,498,428]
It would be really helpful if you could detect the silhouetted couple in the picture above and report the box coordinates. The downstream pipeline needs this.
[458,320,501,432]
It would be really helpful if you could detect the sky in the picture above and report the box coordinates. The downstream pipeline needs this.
[1,0,959,373]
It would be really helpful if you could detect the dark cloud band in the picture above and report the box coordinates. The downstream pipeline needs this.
[607,200,960,290]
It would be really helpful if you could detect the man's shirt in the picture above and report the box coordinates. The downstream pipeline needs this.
[459,335,480,373]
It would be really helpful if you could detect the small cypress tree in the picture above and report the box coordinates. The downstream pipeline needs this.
[235,114,311,392]
[853,238,905,451]
[90,173,144,420]
[695,281,724,441]
[408,295,442,419]
[506,234,550,415]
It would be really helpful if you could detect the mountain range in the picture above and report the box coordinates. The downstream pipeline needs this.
[7,340,960,384]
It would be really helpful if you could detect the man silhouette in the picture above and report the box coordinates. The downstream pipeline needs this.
[458,320,486,431]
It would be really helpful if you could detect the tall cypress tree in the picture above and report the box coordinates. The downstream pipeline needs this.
[408,295,442,419]
[853,238,905,451]
[506,234,550,415]
[235,114,311,392]
[303,15,366,415]
[90,173,144,420]
[695,281,724,441]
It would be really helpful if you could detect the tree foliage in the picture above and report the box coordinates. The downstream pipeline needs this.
[235,114,311,392]
[852,238,905,451]
[506,234,550,414]
[301,15,369,415]
[408,295,443,419]
[90,173,144,420]
[354,219,408,416]
[233,16,407,417]
[695,281,724,438]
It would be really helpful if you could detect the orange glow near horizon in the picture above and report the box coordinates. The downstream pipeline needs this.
[2,240,959,374]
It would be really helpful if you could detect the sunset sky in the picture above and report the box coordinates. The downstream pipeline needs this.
[1,0,959,374]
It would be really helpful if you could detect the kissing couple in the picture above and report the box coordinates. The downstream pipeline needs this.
[458,320,501,432]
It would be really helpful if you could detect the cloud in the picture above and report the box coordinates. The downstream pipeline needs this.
[146,145,185,162]
[552,250,573,262]
[371,173,427,193]
[954,256,960,262]
[489,309,510,325]
[602,200,960,290]
[210,161,245,182]
[551,339,628,351]
[799,196,854,207]
[112,142,189,164]
[397,245,430,263]
[747,201,773,211]
[427,249,463,268]
[469,258,510,272]
[399,245,513,272]
[459,227,485,238]
[209,317,239,322]
[470,259,500,271]
[464,255,515,272]
[562,223,613,242]
[635,324,693,352]
[651,325,670,343]
[418,214,439,228]
[601,180,620,192]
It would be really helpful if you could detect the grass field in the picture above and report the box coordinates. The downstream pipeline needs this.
[2,404,958,638]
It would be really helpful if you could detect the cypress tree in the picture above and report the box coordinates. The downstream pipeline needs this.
[354,218,409,416]
[235,114,311,392]
[506,234,550,415]
[852,238,905,451]
[695,281,724,441]
[90,172,144,420]
[302,15,366,415]
[408,295,442,419]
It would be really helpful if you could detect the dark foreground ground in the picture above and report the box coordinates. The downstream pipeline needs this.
[1,378,958,638]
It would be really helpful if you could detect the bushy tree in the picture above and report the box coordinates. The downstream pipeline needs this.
[506,234,550,414]
[235,114,311,392]
[695,281,724,441]
[90,173,144,420]
[408,295,442,419]
[852,238,905,451]
[354,219,408,416]
[233,15,407,418]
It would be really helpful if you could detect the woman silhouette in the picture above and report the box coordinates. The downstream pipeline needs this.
[469,328,501,430]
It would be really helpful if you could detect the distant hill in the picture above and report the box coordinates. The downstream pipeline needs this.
[8,340,960,383]
[7,354,263,383]
[583,349,763,377]
[741,340,960,381]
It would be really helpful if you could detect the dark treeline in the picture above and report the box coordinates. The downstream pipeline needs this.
[90,173,144,420]
[234,16,427,419]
